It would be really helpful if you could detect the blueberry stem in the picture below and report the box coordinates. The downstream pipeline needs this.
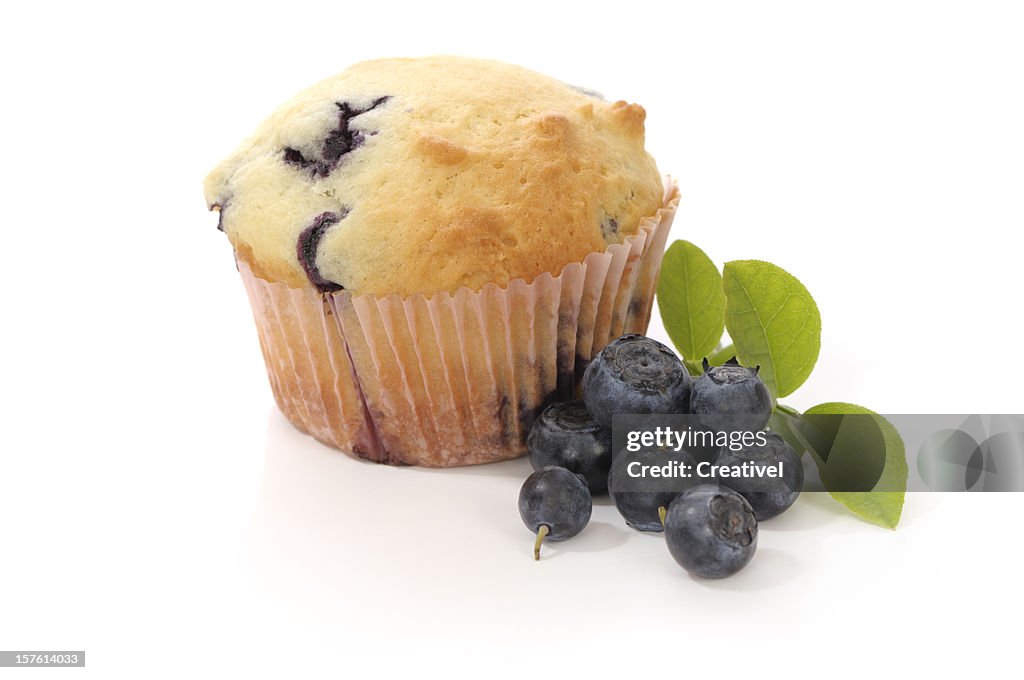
[658,506,667,527]
[534,525,550,561]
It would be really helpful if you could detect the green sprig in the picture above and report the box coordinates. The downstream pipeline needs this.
[656,240,906,528]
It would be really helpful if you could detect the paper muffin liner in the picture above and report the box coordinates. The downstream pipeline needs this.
[238,178,679,466]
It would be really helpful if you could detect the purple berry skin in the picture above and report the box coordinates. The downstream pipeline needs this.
[713,433,803,520]
[518,467,592,541]
[608,447,699,532]
[582,335,692,429]
[664,484,758,579]
[527,401,612,493]
[690,357,772,435]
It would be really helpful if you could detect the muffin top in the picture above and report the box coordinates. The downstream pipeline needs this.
[204,56,663,297]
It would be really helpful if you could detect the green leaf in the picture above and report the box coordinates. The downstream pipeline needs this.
[657,241,726,362]
[722,260,821,399]
[802,402,908,529]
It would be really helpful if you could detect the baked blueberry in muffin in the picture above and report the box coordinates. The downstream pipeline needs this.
[296,210,348,292]
[283,97,390,179]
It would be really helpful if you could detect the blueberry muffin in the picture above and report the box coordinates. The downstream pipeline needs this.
[205,56,678,466]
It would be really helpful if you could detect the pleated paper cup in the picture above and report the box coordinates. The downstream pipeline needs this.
[238,178,679,466]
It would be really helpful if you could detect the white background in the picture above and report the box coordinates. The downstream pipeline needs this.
[2,1,1023,677]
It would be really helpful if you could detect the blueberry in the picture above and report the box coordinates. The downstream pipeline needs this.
[283,96,390,178]
[713,432,803,520]
[518,466,593,560]
[681,425,723,465]
[664,484,758,579]
[527,400,612,493]
[608,447,698,532]
[296,209,349,292]
[582,334,691,429]
[690,357,772,435]
[601,215,619,241]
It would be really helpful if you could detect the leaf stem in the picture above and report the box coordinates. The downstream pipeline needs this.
[683,359,704,377]
[775,403,802,417]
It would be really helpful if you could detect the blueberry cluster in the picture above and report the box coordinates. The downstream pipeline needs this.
[517,334,803,578]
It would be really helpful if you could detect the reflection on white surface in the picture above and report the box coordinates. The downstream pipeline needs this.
[236,409,828,630]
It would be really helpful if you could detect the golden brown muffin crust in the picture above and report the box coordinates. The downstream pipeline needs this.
[205,56,662,297]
